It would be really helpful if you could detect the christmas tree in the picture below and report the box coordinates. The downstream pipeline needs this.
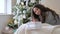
[7,0,41,29]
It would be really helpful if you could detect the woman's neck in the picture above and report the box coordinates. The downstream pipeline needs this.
[32,18,40,23]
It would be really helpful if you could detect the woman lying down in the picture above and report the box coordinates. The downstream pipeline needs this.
[14,4,60,34]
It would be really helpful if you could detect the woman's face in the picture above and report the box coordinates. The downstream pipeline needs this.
[33,7,41,15]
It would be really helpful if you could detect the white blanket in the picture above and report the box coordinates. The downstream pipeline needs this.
[14,22,60,34]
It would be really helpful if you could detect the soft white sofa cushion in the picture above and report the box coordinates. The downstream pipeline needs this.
[51,25,60,34]
[14,23,60,34]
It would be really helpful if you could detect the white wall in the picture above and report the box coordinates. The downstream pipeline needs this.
[0,15,13,34]
[41,0,60,14]
[6,0,12,14]
[7,0,16,14]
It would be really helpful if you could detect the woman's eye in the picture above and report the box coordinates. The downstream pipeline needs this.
[36,9,38,10]
[36,8,39,10]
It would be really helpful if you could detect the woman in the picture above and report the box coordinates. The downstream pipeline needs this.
[32,4,60,25]
[14,4,60,34]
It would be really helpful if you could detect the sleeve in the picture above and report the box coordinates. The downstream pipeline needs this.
[14,24,26,34]
[45,12,57,25]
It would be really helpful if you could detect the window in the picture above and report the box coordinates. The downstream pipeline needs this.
[0,0,12,14]
[6,0,12,14]
[0,0,5,13]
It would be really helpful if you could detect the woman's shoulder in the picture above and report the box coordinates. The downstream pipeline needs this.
[45,11,60,25]
[46,11,52,15]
